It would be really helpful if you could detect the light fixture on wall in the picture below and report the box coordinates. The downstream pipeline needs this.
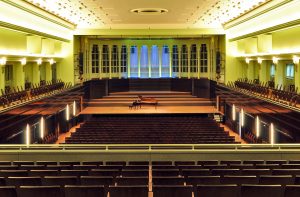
[40,117,45,139]
[37,58,42,65]
[256,116,260,138]
[0,57,6,65]
[240,108,245,127]
[272,57,278,64]
[25,124,30,146]
[232,104,236,121]
[270,123,275,145]
[21,58,27,65]
[293,56,299,72]
[245,58,250,64]
[257,57,262,64]
[66,104,70,121]
[49,59,55,65]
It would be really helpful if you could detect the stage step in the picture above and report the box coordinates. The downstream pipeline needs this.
[109,91,191,96]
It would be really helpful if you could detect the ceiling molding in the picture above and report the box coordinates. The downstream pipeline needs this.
[228,17,300,42]
[1,0,76,30]
[224,0,293,30]
[0,20,70,42]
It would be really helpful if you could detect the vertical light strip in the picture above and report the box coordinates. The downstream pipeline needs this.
[232,104,236,121]
[270,123,275,145]
[66,104,70,121]
[73,101,76,116]
[40,117,44,139]
[26,124,30,146]
[239,113,242,137]
[256,116,260,138]
[241,109,244,127]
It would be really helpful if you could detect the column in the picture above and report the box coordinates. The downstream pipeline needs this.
[0,65,5,94]
[45,61,52,82]
[247,61,255,81]
[197,44,201,79]
[275,60,284,88]
[148,45,151,78]
[187,44,191,79]
[32,62,40,86]
[168,45,172,78]
[127,45,131,78]
[158,45,162,78]
[118,45,122,79]
[259,60,268,84]
[13,62,25,89]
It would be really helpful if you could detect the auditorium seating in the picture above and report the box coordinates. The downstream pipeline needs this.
[232,79,299,107]
[65,115,236,144]
[0,159,299,196]
[0,80,68,108]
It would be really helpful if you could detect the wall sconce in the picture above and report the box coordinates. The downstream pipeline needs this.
[293,56,299,72]
[272,57,278,64]
[37,58,42,65]
[257,58,262,64]
[0,57,7,65]
[21,58,27,66]
[245,58,250,64]
[49,59,55,65]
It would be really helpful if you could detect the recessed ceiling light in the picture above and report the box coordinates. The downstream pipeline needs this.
[130,8,168,15]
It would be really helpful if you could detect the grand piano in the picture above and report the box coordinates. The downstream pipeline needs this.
[137,95,158,108]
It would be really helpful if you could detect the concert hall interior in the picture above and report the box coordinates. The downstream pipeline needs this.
[1,0,300,196]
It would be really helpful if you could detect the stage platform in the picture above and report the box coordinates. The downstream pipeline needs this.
[81,91,218,114]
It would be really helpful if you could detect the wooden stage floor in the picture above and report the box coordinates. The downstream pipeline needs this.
[80,105,218,114]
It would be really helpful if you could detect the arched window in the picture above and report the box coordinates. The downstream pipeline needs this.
[172,45,179,74]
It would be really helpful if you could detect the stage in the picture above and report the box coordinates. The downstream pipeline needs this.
[80,91,218,114]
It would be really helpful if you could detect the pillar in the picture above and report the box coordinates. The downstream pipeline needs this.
[0,65,4,94]
[13,62,25,89]
[32,62,40,86]
[118,45,122,79]
[275,60,284,88]
[45,62,52,82]
[178,47,181,78]
[259,60,268,84]
[158,45,162,78]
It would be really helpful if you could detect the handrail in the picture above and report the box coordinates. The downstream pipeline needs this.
[0,144,300,151]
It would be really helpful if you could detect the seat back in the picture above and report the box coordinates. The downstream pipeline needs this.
[196,184,239,197]
[241,184,283,197]
[109,185,148,197]
[284,185,300,197]
[18,186,62,197]
[153,185,193,197]
[0,186,17,197]
[64,185,105,197]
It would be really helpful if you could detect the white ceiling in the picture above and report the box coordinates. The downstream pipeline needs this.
[25,0,270,29]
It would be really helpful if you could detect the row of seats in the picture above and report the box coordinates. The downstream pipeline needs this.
[65,116,236,144]
[1,159,300,166]
[0,184,300,197]
[0,80,67,108]
[1,175,300,186]
[232,79,299,107]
